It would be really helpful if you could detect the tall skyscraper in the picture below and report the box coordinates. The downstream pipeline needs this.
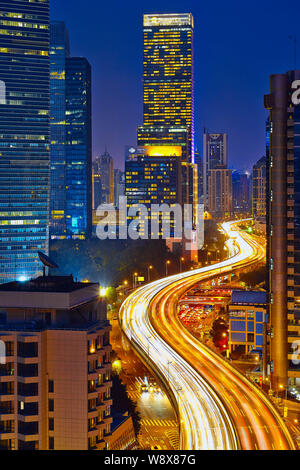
[194,149,203,203]
[232,170,251,215]
[0,0,50,283]
[114,169,125,208]
[208,167,232,219]
[65,57,92,238]
[264,70,300,391]
[93,151,114,205]
[49,21,70,237]
[92,164,102,210]
[252,156,266,219]
[138,13,194,162]
[125,13,197,245]
[203,133,228,209]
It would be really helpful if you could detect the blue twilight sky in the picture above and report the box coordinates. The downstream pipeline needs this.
[51,0,300,171]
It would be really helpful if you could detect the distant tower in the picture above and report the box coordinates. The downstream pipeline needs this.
[252,157,266,218]
[203,133,228,209]
[94,151,114,204]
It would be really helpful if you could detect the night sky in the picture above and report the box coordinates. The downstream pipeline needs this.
[51,0,300,171]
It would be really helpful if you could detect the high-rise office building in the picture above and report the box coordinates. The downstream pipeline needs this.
[252,156,266,218]
[0,0,50,283]
[114,169,125,208]
[208,167,232,219]
[125,150,180,237]
[49,28,92,240]
[126,14,197,235]
[194,149,203,203]
[65,57,92,238]
[232,170,251,215]
[93,151,114,205]
[203,133,228,209]
[92,164,102,210]
[49,21,70,237]
[0,275,112,450]
[138,13,194,162]
[264,70,300,391]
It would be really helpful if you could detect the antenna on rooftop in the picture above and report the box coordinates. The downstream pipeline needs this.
[38,251,59,277]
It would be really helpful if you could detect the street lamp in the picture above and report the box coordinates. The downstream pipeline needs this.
[179,257,184,273]
[166,260,171,277]
[147,265,153,282]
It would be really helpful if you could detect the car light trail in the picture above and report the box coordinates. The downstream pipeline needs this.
[120,220,295,450]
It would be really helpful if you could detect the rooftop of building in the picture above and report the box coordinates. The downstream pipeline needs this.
[0,275,101,310]
[110,412,133,433]
[0,275,97,293]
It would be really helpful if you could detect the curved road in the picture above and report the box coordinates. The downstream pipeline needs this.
[119,221,295,450]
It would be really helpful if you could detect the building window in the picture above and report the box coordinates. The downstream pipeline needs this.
[49,418,54,431]
[17,342,38,358]
[49,437,54,450]
[48,399,54,412]
[17,363,38,377]
[48,380,54,393]
[17,382,38,397]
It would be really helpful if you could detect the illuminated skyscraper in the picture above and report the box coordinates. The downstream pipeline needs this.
[208,167,232,219]
[138,13,194,161]
[264,70,300,391]
[125,150,181,237]
[65,57,92,238]
[49,21,70,237]
[252,157,266,218]
[93,151,114,205]
[114,169,125,208]
[125,13,198,248]
[0,0,50,283]
[203,133,228,209]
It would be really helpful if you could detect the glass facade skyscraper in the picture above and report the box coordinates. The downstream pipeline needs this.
[0,0,50,283]
[126,14,198,244]
[49,21,69,237]
[65,57,92,238]
[138,13,194,162]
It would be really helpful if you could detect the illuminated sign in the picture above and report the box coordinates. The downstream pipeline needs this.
[146,146,182,157]
[143,13,193,28]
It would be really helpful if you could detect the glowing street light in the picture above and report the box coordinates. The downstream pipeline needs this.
[148,265,153,282]
[99,287,107,297]
[166,260,171,277]
[180,257,184,273]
